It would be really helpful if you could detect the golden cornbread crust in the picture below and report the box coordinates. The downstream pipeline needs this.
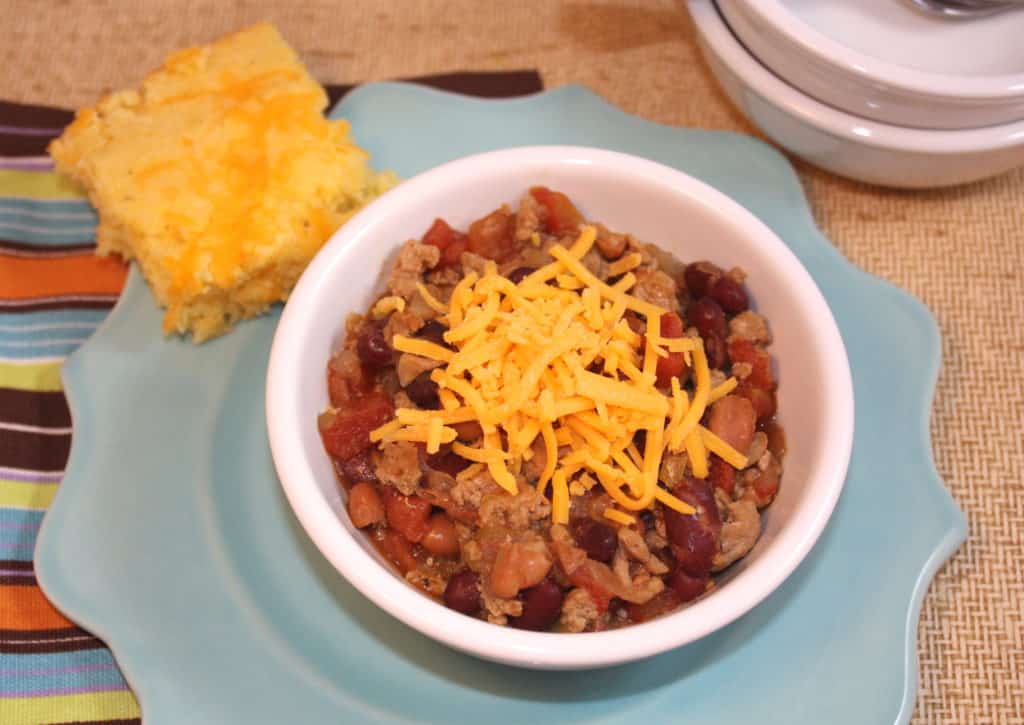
[49,22,392,342]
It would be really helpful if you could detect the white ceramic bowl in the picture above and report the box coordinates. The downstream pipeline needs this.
[266,146,854,669]
[690,0,1024,188]
[719,0,1024,129]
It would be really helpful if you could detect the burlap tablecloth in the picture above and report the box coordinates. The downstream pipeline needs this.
[4,2,1021,723]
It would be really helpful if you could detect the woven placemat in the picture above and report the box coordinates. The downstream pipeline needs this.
[6,1,1022,723]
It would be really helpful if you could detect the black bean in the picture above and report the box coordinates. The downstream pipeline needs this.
[416,320,449,347]
[405,371,440,409]
[356,321,393,368]
[444,570,481,615]
[507,266,536,284]
[571,519,618,563]
[509,578,563,631]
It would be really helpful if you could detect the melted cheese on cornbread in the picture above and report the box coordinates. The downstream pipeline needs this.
[49,23,392,341]
[371,226,750,524]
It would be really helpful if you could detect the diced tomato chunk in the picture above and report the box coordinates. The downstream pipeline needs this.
[708,455,735,495]
[318,391,394,461]
[652,312,689,387]
[727,338,776,390]
[745,464,780,508]
[529,186,583,237]
[377,529,419,573]
[422,217,469,267]
[384,489,432,543]
[467,208,518,261]
[422,218,456,248]
[566,562,614,613]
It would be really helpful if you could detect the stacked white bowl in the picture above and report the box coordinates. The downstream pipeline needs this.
[687,0,1024,188]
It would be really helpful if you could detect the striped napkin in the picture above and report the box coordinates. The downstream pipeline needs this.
[0,70,542,725]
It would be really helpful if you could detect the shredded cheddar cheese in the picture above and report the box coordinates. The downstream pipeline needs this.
[373,225,755,524]
[371,296,406,319]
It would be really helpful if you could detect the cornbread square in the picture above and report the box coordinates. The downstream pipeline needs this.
[49,23,392,342]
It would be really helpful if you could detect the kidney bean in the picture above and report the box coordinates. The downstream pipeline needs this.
[571,518,618,563]
[338,449,377,484]
[385,492,432,544]
[704,332,727,369]
[686,296,727,339]
[468,208,517,261]
[529,186,583,237]
[510,578,564,631]
[507,266,536,285]
[356,320,393,368]
[444,570,481,615]
[683,261,722,299]
[707,395,756,455]
[663,477,721,578]
[653,312,689,387]
[667,567,708,603]
[421,513,460,557]
[405,372,440,409]
[416,320,449,347]
[347,482,385,528]
[709,276,748,313]
[318,392,394,461]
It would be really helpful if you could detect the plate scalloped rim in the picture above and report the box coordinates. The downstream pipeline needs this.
[34,81,966,725]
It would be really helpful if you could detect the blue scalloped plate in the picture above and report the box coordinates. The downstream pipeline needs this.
[35,83,965,725]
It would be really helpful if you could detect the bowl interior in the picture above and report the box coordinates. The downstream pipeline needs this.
[784,0,1024,79]
[268,147,851,668]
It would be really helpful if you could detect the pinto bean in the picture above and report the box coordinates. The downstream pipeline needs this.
[707,394,756,454]
[347,482,385,528]
[489,540,553,599]
[421,513,460,557]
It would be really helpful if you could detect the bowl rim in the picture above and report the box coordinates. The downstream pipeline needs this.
[727,0,1024,102]
[266,145,854,669]
[692,0,1024,153]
